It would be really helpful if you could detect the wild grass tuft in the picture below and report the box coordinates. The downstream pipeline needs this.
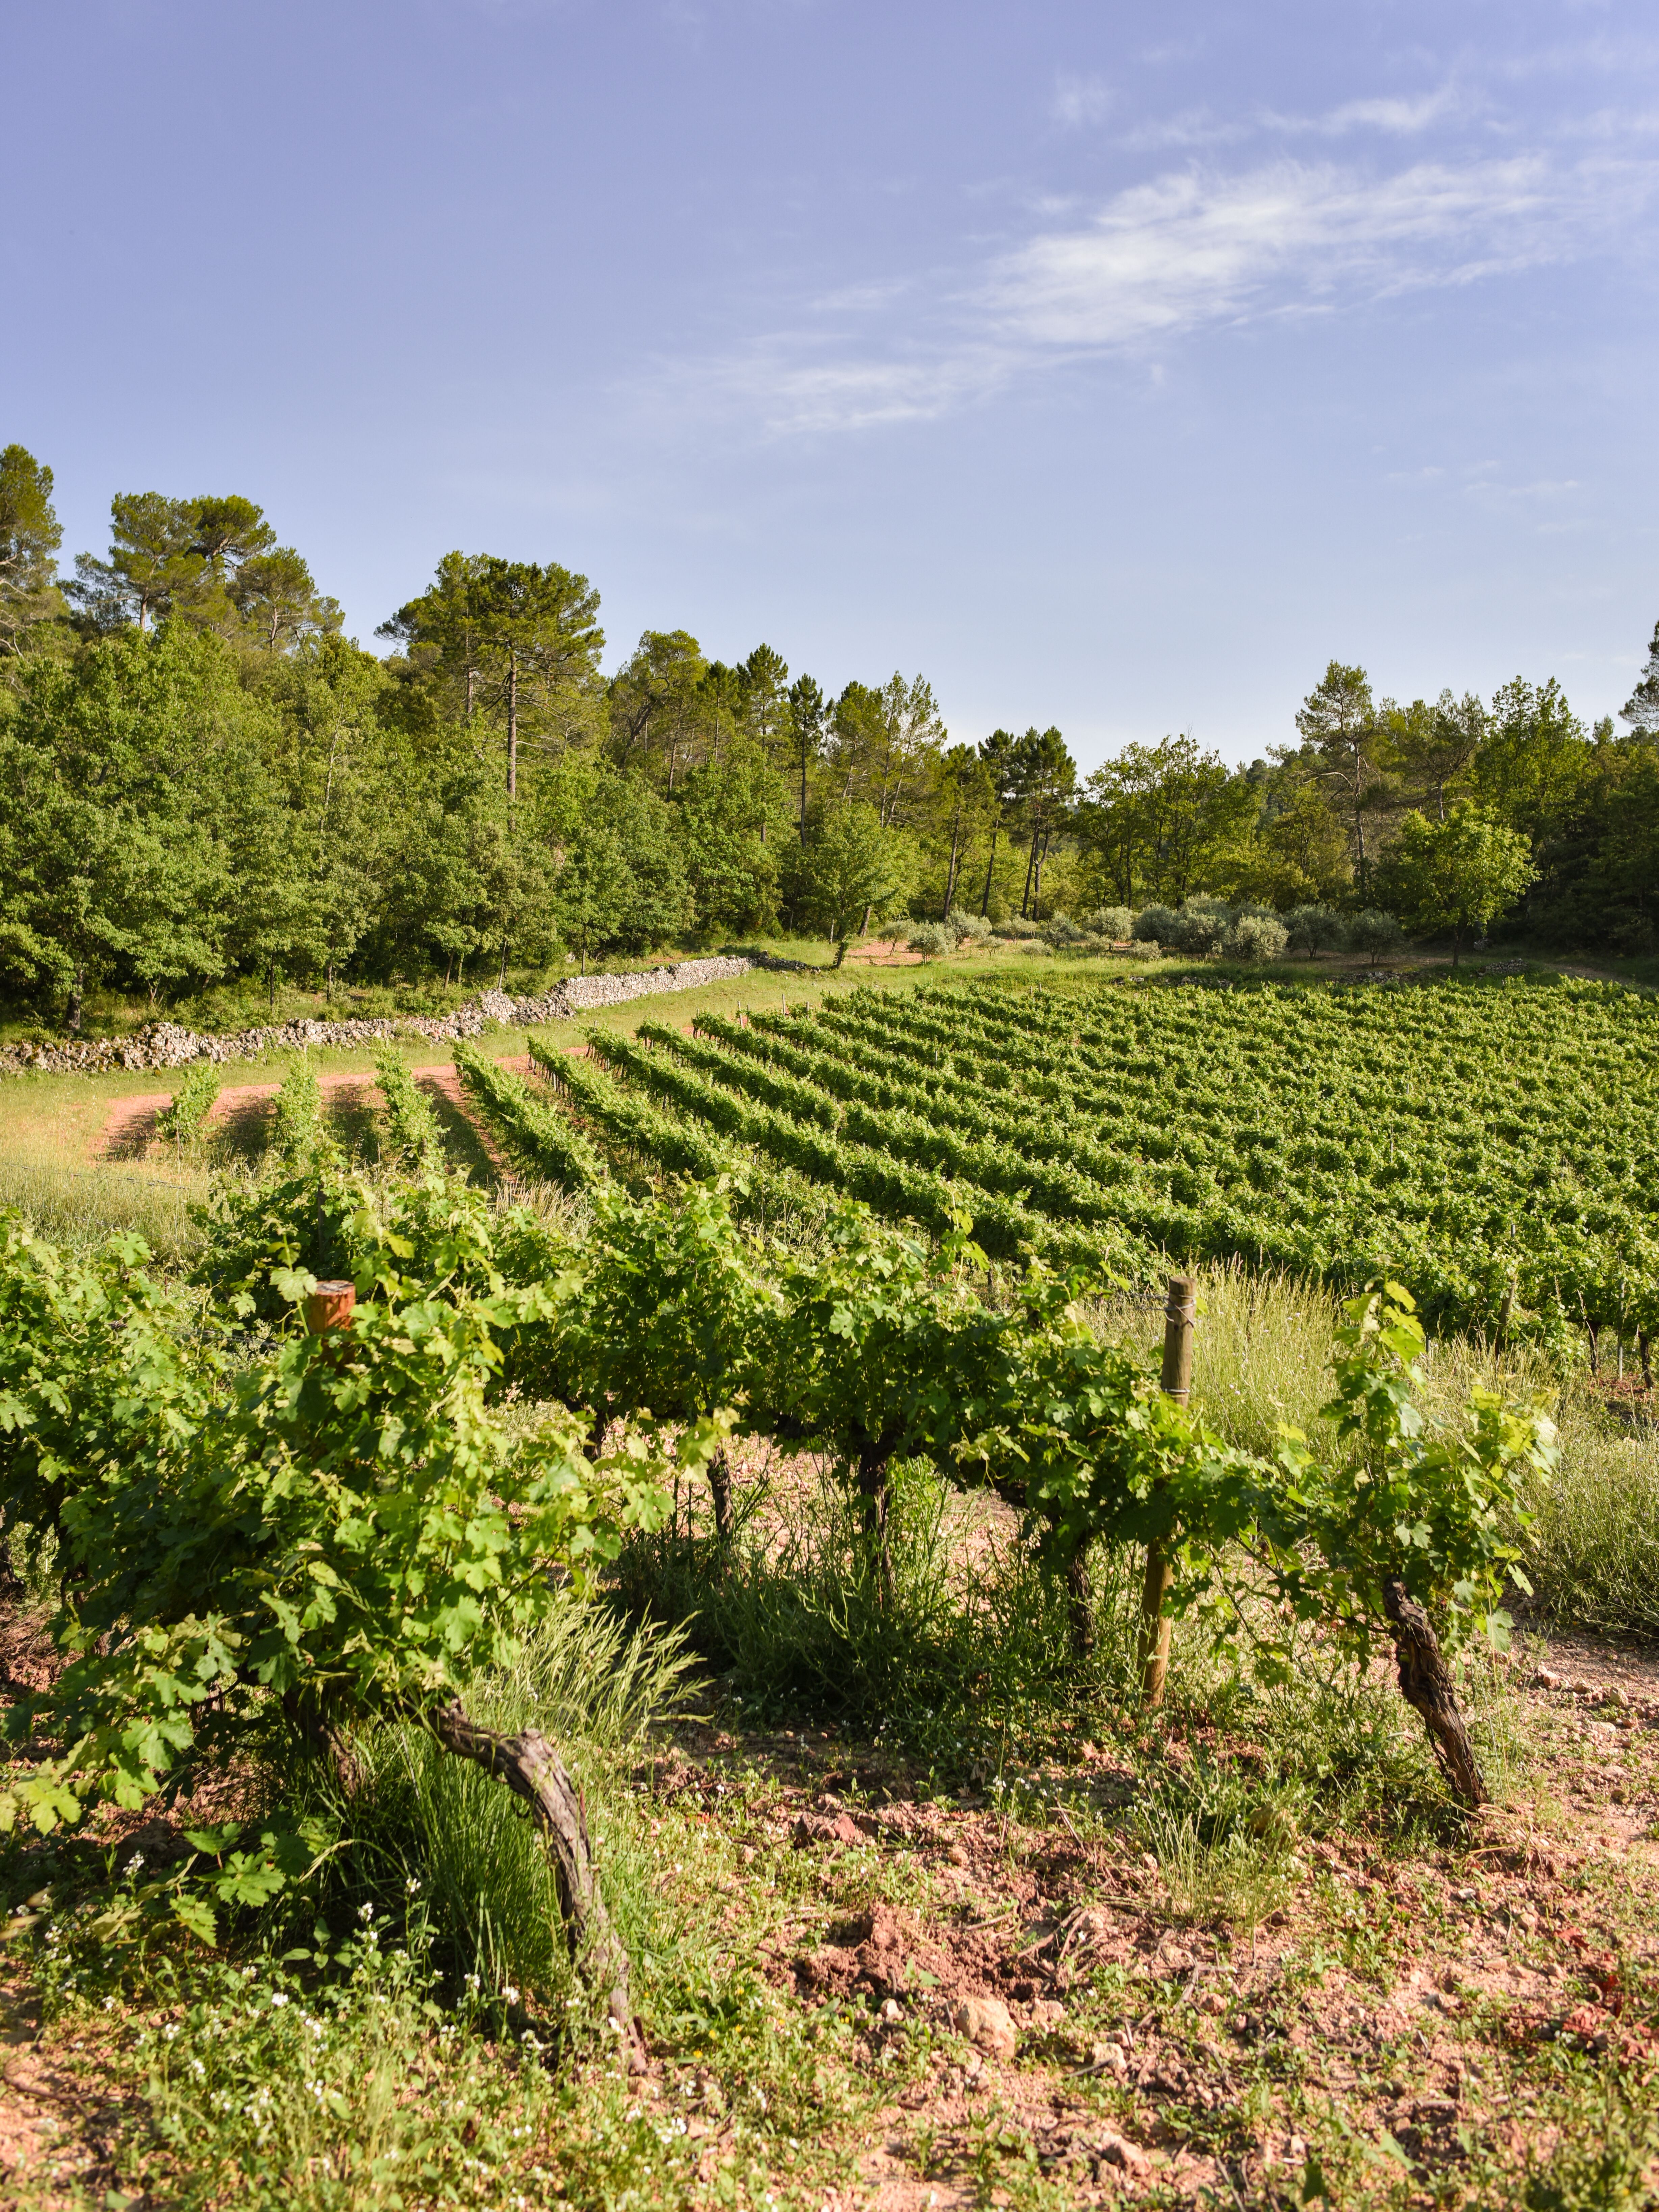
[277,1593,698,2014]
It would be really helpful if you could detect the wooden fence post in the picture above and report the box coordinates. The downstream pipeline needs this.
[304,1278,356,1351]
[1139,1272,1195,1709]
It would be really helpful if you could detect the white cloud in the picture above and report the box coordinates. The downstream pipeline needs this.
[1299,86,1466,136]
[985,157,1574,351]
[664,147,1659,437]
[1052,71,1113,129]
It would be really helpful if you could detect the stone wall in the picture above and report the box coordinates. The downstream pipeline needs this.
[0,953,810,1077]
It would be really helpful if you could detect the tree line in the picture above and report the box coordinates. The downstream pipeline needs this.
[1,440,1654,1027]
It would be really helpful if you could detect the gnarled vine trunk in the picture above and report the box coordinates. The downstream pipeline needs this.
[1383,1581,1487,1808]
[854,1440,896,1608]
[708,1445,734,1545]
[1066,1543,1094,1666]
[429,1697,643,2067]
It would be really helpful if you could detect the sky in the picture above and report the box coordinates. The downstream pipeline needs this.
[6,0,1659,769]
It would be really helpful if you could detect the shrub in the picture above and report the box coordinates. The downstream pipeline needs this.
[1088,907,1134,942]
[1041,913,1097,948]
[1132,905,1179,946]
[946,908,993,946]
[1227,913,1289,963]
[1169,908,1228,957]
[1346,908,1405,964]
[993,915,1043,940]
[1284,904,1348,957]
[905,922,955,960]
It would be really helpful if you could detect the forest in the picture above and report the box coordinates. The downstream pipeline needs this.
[2,438,1657,1034]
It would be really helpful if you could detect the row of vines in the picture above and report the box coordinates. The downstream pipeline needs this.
[496,974,1658,1365]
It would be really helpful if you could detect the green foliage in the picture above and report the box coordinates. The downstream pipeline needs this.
[0,1199,681,1845]
[569,974,1659,1353]
[454,1040,604,1191]
[0,443,66,662]
[270,1056,326,1161]
[1380,799,1537,961]
[788,798,912,940]
[155,1061,222,1150]
[372,1048,446,1173]
[1259,1284,1556,1661]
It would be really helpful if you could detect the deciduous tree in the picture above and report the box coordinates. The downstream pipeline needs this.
[1378,800,1535,964]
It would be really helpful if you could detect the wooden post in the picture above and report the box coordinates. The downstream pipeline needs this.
[1139,1273,1195,1710]
[304,1278,356,1343]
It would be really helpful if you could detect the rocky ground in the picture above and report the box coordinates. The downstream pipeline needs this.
[2,1626,1656,2209]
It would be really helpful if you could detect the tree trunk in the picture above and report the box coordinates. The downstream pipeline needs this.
[854,1444,895,1607]
[428,1697,643,2064]
[1032,829,1052,920]
[1066,1543,1094,1666]
[943,815,963,917]
[1353,771,1368,901]
[1141,1274,1195,1709]
[506,653,518,800]
[1382,1581,1487,1807]
[707,1446,734,1545]
[66,971,85,1033]
[979,820,1000,916]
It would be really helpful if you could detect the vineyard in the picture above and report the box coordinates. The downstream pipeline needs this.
[459,972,1659,1368]
[3,976,1658,2207]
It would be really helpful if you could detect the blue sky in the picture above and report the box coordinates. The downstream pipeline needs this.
[7,0,1658,766]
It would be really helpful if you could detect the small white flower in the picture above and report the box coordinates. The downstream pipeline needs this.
[502,1984,520,2005]
[270,1991,289,2008]
[358,1902,375,1921]
[405,1876,421,1894]
[126,1851,146,1874]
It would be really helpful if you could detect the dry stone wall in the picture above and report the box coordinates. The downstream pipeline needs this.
[1,954,808,1077]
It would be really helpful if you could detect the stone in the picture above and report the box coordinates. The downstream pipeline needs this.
[0,953,814,1080]
[1095,2131,1150,2179]
[792,1811,862,1849]
[952,1996,1017,2058]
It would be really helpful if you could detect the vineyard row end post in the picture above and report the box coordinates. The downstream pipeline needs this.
[1139,1271,1195,1710]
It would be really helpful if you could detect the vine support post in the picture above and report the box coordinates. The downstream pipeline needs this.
[1139,1272,1195,1710]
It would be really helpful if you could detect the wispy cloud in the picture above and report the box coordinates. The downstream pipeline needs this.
[1286,85,1467,137]
[669,147,1658,436]
[986,156,1572,349]
[1052,71,1113,129]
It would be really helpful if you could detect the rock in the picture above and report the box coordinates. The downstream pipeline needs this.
[952,1996,1017,2058]
[792,1811,862,1849]
[0,952,816,1080]
[946,1843,970,1867]
[1089,2039,1128,2074]
[1095,2131,1150,2180]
